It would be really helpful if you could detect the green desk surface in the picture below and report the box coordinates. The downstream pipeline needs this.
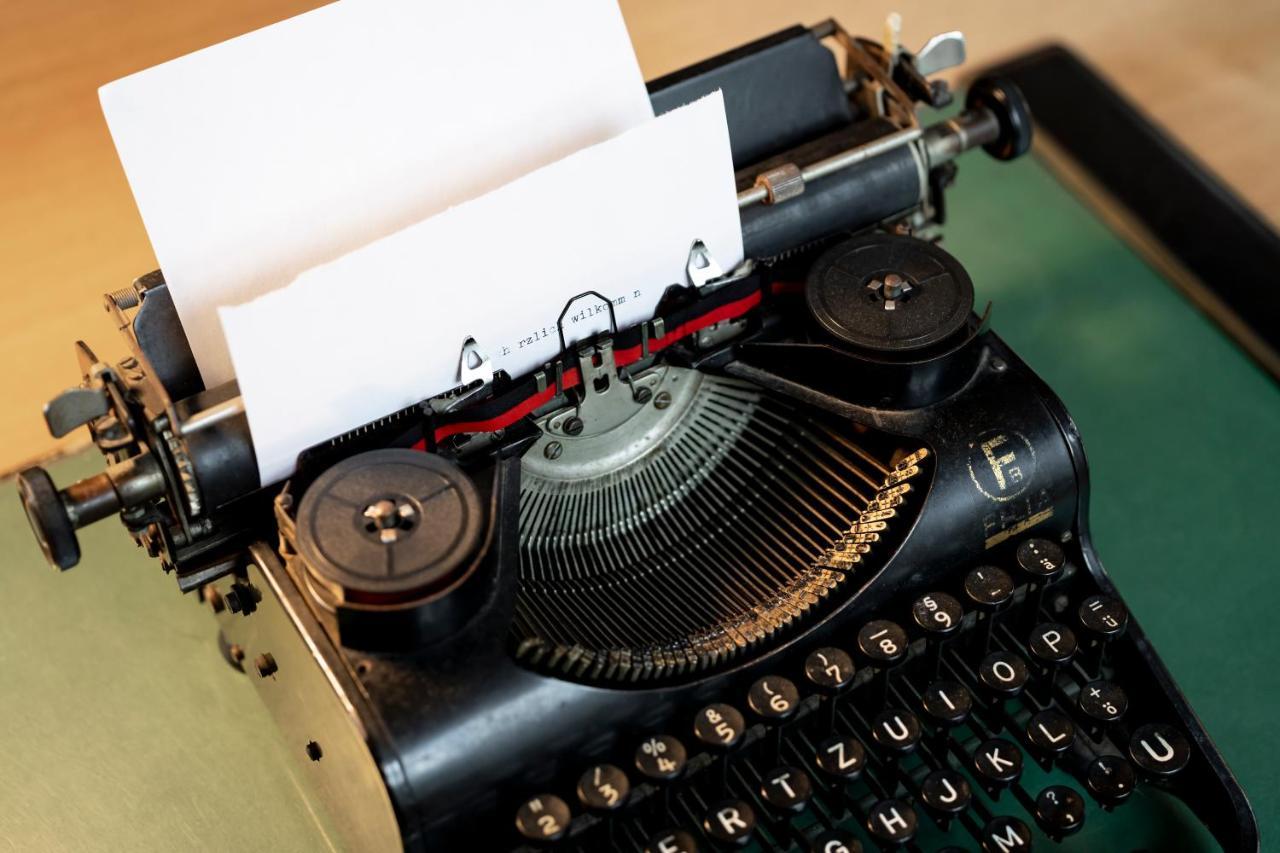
[2,152,1277,851]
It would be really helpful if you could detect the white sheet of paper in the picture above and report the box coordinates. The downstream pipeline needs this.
[100,0,653,387]
[220,93,743,485]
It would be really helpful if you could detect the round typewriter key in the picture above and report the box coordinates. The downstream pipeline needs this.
[515,793,572,842]
[815,734,866,781]
[1025,709,1076,761]
[1016,538,1066,581]
[635,734,687,782]
[978,650,1029,699]
[912,592,964,676]
[1078,680,1128,726]
[920,680,972,727]
[760,765,812,813]
[1027,621,1076,703]
[919,769,972,819]
[911,592,963,637]
[979,815,1032,852]
[576,763,630,812]
[871,708,921,756]
[1034,784,1086,838]
[1016,538,1067,629]
[702,799,756,846]
[646,828,698,853]
[1086,754,1136,805]
[1078,594,1128,640]
[693,703,746,751]
[1128,723,1191,778]
[804,647,855,693]
[865,798,918,845]
[856,619,909,666]
[809,829,861,853]
[971,738,1023,787]
[747,676,799,722]
[1028,622,1077,665]
[749,675,799,764]
[964,566,1014,610]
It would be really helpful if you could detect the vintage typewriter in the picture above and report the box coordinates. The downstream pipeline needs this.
[16,20,1257,853]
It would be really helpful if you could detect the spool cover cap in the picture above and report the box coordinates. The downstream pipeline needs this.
[296,449,483,599]
[806,233,975,352]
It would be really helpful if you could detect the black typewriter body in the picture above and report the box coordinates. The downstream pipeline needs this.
[17,22,1256,853]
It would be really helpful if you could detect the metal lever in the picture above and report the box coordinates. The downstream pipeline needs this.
[43,387,109,438]
[914,32,966,77]
[686,240,724,288]
[429,337,495,414]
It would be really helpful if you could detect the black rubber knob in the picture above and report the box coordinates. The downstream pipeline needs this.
[16,467,79,570]
[966,76,1033,161]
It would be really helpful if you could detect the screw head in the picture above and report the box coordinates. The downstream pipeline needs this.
[882,273,906,298]
[254,653,278,678]
[563,416,585,436]
[543,441,563,460]
[204,585,225,614]
[224,581,258,615]
[634,386,653,404]
[363,499,399,529]
[866,271,914,310]
[362,498,416,544]
[654,391,672,410]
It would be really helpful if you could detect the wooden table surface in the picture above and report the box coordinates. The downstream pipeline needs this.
[3,0,1279,473]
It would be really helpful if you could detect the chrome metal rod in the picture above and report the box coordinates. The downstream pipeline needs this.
[180,396,247,435]
[921,109,1000,167]
[737,102,1009,212]
[738,126,924,209]
[808,126,923,183]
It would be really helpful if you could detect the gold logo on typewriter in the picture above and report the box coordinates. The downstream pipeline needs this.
[967,430,1036,502]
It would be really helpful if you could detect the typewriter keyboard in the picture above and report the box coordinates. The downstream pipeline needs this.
[509,537,1216,852]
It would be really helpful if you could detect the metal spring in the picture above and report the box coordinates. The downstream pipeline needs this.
[106,286,139,310]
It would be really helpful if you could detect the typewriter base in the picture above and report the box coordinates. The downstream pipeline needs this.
[4,92,1275,850]
[206,508,1243,852]
[197,311,1254,852]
